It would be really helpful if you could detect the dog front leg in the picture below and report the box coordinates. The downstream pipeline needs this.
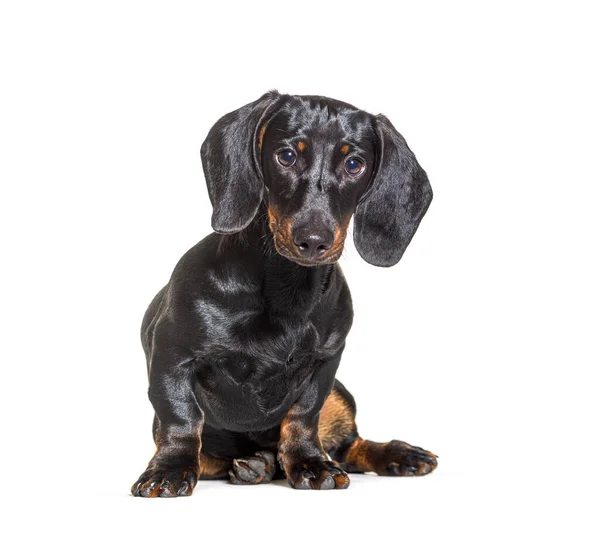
[278,359,350,490]
[131,358,203,498]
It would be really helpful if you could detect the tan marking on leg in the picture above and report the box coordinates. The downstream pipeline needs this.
[344,438,438,475]
[318,389,356,451]
[198,453,232,480]
[279,399,351,489]
[279,400,326,466]
[344,438,377,473]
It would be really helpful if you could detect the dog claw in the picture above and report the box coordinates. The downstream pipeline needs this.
[286,460,350,490]
[131,466,197,498]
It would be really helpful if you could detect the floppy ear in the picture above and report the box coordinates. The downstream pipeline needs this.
[353,114,433,267]
[200,90,281,234]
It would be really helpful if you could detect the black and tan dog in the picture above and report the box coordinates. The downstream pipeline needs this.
[131,91,436,497]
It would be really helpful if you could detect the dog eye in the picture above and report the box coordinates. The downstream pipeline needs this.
[345,158,365,176]
[277,150,296,167]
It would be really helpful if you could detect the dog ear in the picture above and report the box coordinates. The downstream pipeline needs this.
[353,114,433,267]
[201,90,281,234]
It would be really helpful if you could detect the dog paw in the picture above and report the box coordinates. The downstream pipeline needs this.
[382,441,438,476]
[229,451,276,485]
[131,465,198,497]
[285,459,350,490]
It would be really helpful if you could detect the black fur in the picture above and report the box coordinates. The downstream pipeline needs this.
[354,114,433,266]
[200,91,281,234]
[131,91,433,496]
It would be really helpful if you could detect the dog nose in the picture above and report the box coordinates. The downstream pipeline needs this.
[292,227,334,259]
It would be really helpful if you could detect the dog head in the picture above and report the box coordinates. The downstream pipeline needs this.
[201,90,432,267]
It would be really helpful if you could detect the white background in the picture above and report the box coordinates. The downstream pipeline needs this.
[1,1,598,534]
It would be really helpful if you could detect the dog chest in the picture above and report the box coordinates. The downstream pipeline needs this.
[193,320,335,431]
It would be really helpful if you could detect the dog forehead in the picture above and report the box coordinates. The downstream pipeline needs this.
[273,96,373,142]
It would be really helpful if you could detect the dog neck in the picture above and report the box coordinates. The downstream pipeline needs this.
[239,204,335,318]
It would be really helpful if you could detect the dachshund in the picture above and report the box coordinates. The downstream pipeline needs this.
[131,90,436,496]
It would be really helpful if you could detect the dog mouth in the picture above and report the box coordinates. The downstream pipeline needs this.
[272,235,344,266]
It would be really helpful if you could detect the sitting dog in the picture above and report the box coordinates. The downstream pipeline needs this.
[131,90,436,496]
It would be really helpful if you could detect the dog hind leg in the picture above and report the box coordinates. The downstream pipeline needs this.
[229,451,277,485]
[320,380,438,477]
